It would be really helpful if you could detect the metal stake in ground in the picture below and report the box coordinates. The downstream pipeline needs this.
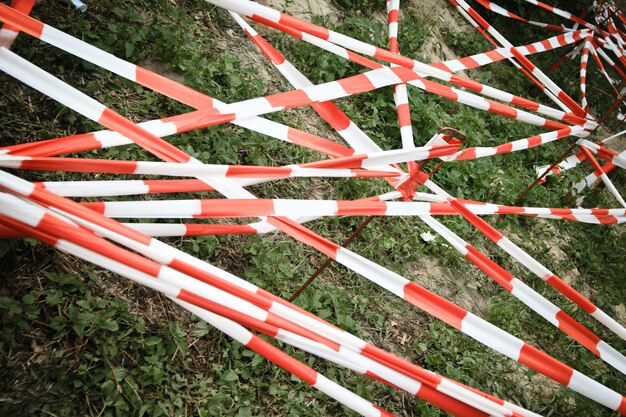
[513,142,579,205]
[288,215,375,302]
[288,128,462,302]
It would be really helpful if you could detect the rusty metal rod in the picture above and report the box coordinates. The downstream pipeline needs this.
[288,156,450,301]
[513,142,579,205]
[288,215,375,302]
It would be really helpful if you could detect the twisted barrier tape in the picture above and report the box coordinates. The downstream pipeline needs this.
[572,149,626,197]
[478,0,617,117]
[578,144,626,207]
[0,194,398,417]
[0,4,591,136]
[233,3,616,346]
[230,14,393,163]
[480,0,626,118]
[447,0,575,111]
[0,123,584,163]
[2,0,625,415]
[414,213,625,368]
[414,172,626,342]
[74,199,625,225]
[449,0,626,227]
[451,0,586,116]
[0,154,401,179]
[474,0,572,32]
[0,173,541,417]
[203,1,594,130]
[0,9,540,412]
[580,40,591,113]
[535,131,625,182]
[433,29,592,73]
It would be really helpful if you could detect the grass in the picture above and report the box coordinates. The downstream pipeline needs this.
[0,0,624,416]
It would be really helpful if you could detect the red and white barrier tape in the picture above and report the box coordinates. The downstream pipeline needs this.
[386,0,416,153]
[42,197,624,225]
[0,0,34,49]
[433,29,592,73]
[411,172,626,343]
[2,161,623,412]
[451,0,587,117]
[0,182,537,417]
[0,154,400,179]
[2,1,625,414]
[475,0,573,32]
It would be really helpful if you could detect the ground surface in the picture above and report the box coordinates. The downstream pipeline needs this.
[0,0,625,416]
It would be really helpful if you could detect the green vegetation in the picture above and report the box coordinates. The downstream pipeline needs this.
[0,0,624,416]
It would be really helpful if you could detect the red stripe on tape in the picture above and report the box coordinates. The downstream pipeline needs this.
[247,334,318,384]
[2,0,35,36]
[21,157,138,174]
[81,202,106,215]
[495,205,525,215]
[545,275,596,313]
[0,214,58,246]
[373,47,415,68]
[144,179,213,194]
[397,103,411,127]
[485,49,505,62]
[312,102,351,131]
[198,199,275,218]
[248,31,285,65]
[99,108,192,163]
[226,165,292,178]
[6,133,102,157]
[423,81,459,102]
[487,101,518,119]
[347,50,383,70]
[403,282,467,329]
[337,73,376,95]
[555,310,600,355]
[510,95,540,111]
[135,67,213,109]
[389,37,398,53]
[286,127,353,158]
[526,135,543,148]
[494,142,513,155]
[265,89,311,109]
[618,397,626,415]
[0,223,22,238]
[268,216,340,259]
[465,245,514,291]
[0,2,43,38]
[458,56,480,69]
[388,8,399,23]
[279,12,328,40]
[456,148,476,160]
[450,200,503,242]
[518,343,573,385]
[336,200,386,216]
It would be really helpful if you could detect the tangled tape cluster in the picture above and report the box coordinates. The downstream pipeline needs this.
[1,0,625,415]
